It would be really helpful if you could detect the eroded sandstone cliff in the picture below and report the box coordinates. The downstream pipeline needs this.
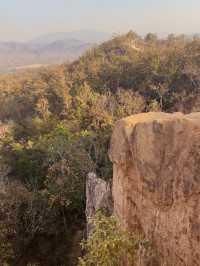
[109,112,200,266]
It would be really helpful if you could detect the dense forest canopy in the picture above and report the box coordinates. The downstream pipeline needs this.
[1,31,200,265]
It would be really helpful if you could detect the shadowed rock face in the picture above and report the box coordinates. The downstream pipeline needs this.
[0,123,10,185]
[86,173,113,235]
[109,112,200,266]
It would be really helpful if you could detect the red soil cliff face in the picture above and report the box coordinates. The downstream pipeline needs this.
[109,112,200,266]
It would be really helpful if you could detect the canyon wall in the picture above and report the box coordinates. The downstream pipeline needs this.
[109,112,200,266]
[86,173,113,235]
[0,123,10,186]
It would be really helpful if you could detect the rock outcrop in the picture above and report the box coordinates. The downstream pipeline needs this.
[0,123,10,190]
[86,173,113,235]
[109,112,200,266]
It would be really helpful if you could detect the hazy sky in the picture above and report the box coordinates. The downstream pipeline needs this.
[1,0,200,41]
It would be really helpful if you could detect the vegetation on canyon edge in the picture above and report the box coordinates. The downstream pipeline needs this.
[1,31,200,265]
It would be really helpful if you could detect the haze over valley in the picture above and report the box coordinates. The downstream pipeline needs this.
[0,30,111,72]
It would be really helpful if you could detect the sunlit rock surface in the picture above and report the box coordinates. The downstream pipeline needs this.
[110,112,200,266]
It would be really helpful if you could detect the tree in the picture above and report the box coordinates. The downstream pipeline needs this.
[78,212,147,266]
[145,33,158,44]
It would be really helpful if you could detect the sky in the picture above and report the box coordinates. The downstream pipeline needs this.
[0,0,200,41]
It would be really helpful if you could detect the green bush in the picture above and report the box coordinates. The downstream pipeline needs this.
[78,212,147,266]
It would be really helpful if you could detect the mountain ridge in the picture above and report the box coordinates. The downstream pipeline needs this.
[0,30,111,73]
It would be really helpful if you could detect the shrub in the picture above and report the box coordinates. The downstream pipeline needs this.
[78,212,147,266]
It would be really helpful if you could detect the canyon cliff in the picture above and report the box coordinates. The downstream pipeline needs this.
[86,173,113,235]
[109,112,200,266]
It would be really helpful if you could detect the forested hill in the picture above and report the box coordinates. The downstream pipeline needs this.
[2,31,200,121]
[1,31,200,265]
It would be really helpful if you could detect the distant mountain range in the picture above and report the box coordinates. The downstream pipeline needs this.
[0,30,111,72]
